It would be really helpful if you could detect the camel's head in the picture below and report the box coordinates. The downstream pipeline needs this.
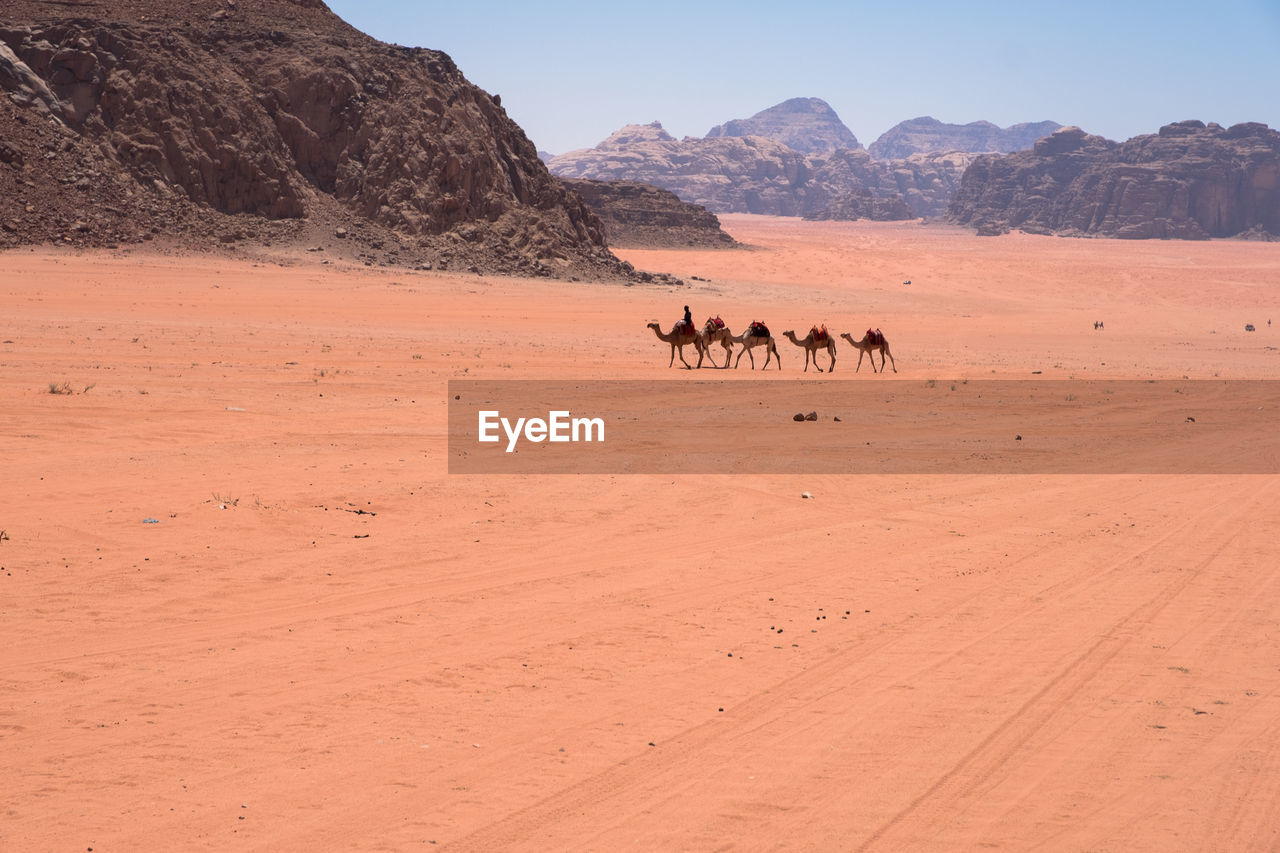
[646,322,660,331]
[782,330,795,339]
[840,332,855,344]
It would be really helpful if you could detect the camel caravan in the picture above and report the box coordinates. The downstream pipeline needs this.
[647,316,896,373]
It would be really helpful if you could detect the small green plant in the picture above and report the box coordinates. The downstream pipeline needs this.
[48,381,73,395]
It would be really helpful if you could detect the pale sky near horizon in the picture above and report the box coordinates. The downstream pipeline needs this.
[325,0,1279,156]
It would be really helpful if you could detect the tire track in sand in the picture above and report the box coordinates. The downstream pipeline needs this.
[853,477,1278,851]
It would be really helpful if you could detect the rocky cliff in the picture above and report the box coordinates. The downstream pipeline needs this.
[0,0,623,276]
[548,121,968,219]
[948,122,1280,239]
[559,178,737,248]
[704,97,859,154]
[868,117,1062,160]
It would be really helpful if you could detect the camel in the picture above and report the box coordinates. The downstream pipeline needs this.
[728,324,781,369]
[647,321,706,369]
[781,327,836,372]
[840,330,898,373]
[698,318,735,368]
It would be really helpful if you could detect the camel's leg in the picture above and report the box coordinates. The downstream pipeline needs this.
[668,344,676,368]
[721,341,732,368]
[855,349,865,373]
[883,345,897,373]
[734,345,747,368]
[827,344,836,373]
[679,344,693,369]
[813,347,824,373]
[772,343,781,369]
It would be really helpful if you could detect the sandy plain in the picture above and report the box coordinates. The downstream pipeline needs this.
[3,215,1280,850]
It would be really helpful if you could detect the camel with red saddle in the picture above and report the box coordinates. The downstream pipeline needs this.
[647,320,707,369]
[781,326,836,372]
[729,321,781,369]
[698,317,735,368]
[839,329,897,373]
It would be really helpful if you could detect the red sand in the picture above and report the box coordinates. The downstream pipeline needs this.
[3,216,1280,850]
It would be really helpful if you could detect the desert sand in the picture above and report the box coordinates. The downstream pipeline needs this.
[3,216,1280,850]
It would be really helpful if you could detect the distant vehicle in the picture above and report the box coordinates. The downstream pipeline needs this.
[1245,323,1256,331]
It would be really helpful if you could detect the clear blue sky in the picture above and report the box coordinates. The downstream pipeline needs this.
[325,0,1280,155]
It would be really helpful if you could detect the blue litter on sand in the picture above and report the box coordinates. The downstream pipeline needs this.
[142,518,160,524]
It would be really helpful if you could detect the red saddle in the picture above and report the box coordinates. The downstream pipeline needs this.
[707,315,725,330]
[866,328,885,346]
[748,321,770,338]
[811,325,829,343]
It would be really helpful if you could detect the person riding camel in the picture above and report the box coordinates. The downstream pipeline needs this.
[681,305,692,335]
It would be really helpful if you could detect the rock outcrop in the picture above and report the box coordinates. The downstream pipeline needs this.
[948,122,1280,239]
[868,117,1062,160]
[805,150,980,219]
[549,123,814,215]
[548,122,970,219]
[560,178,737,248]
[0,0,624,276]
[705,97,860,154]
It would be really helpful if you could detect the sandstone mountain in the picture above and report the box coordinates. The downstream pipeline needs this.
[704,97,860,154]
[868,117,1062,160]
[548,120,970,219]
[559,178,736,249]
[948,121,1280,239]
[0,0,626,276]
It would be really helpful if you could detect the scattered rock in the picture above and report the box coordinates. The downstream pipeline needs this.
[804,411,818,421]
[801,492,813,499]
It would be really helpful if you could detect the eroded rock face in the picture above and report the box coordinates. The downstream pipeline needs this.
[549,124,969,219]
[868,117,1062,160]
[0,0,620,275]
[559,178,737,248]
[550,125,816,215]
[948,122,1280,239]
[705,97,860,154]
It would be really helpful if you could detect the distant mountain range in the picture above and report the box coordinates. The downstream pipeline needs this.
[547,99,1032,219]
[705,97,861,154]
[549,99,1280,239]
[868,117,1063,160]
